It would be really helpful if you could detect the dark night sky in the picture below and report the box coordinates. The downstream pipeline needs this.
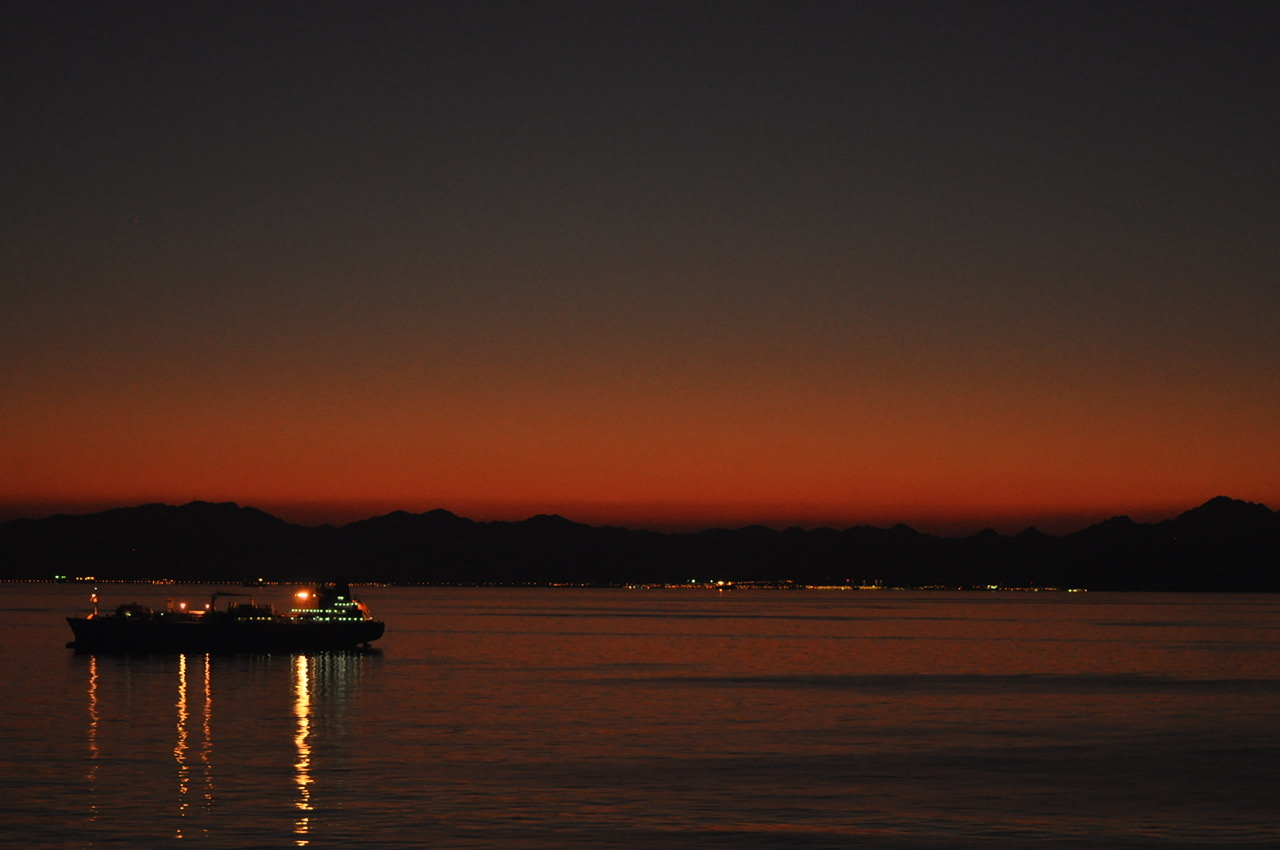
[3,1,1277,533]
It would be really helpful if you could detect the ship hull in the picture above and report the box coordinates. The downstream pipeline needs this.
[66,616,385,653]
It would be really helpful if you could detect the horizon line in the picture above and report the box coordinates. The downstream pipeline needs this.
[0,495,1256,538]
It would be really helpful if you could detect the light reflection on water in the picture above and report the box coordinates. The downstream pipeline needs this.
[85,653,98,821]
[294,654,313,846]
[1,586,1278,847]
[174,652,189,833]
[54,637,374,847]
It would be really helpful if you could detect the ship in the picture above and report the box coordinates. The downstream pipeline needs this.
[66,580,385,652]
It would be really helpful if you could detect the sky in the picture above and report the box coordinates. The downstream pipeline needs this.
[3,1,1277,535]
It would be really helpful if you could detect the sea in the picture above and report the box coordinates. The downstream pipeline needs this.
[1,584,1277,848]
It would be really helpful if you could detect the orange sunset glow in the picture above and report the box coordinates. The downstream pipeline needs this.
[3,3,1277,536]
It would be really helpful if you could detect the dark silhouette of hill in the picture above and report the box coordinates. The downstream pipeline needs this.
[0,502,323,583]
[1,497,1276,590]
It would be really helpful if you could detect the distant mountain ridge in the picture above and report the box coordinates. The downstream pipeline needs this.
[1,497,1276,590]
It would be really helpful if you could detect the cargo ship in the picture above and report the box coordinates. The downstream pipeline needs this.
[66,580,385,652]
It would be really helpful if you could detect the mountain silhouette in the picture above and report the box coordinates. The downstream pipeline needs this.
[1,497,1276,590]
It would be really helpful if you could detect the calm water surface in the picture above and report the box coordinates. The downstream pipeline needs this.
[1,585,1277,847]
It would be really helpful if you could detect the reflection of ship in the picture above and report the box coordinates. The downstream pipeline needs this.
[66,580,385,652]
[79,643,372,841]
